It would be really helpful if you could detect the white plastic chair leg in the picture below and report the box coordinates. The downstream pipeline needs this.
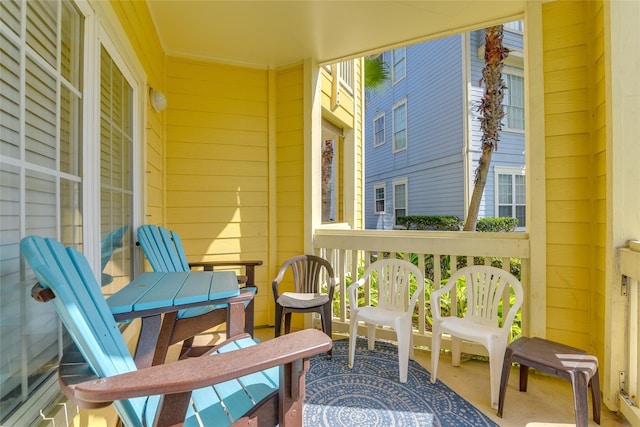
[396,328,410,383]
[367,323,376,350]
[488,342,507,409]
[452,336,461,367]
[430,327,441,383]
[348,317,359,368]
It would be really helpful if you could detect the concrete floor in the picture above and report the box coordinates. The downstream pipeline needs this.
[71,326,631,426]
[254,327,630,427]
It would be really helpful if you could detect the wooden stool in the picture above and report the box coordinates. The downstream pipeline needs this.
[497,337,601,427]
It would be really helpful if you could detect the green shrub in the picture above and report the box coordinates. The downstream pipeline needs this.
[475,216,519,232]
[396,215,462,231]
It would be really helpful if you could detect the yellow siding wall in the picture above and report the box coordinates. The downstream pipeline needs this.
[542,0,605,365]
[590,0,607,380]
[275,64,305,263]
[165,58,271,326]
[110,0,166,223]
[320,68,355,128]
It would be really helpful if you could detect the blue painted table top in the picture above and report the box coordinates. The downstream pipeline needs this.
[107,271,239,316]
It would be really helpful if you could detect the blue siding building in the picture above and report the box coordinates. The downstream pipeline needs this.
[365,22,525,230]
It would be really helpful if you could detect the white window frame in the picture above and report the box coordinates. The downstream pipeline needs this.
[374,183,386,215]
[392,178,408,225]
[502,67,525,132]
[392,47,406,83]
[1,1,146,424]
[494,166,525,230]
[373,112,385,147]
[392,99,407,153]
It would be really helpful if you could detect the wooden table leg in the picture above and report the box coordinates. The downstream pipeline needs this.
[134,315,162,369]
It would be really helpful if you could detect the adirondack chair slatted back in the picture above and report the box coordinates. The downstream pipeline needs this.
[21,236,285,427]
[137,225,190,272]
[20,236,151,427]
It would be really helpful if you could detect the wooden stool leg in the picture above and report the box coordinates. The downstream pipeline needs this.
[497,348,513,417]
[519,365,529,392]
[571,371,590,427]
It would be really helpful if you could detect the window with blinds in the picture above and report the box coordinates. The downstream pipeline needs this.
[495,168,526,228]
[393,179,408,224]
[0,0,84,422]
[99,46,134,291]
[1,0,140,422]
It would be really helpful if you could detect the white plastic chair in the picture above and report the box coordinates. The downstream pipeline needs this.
[430,265,524,409]
[347,259,424,383]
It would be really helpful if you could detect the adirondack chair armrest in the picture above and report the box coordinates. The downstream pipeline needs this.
[66,329,332,406]
[188,260,263,287]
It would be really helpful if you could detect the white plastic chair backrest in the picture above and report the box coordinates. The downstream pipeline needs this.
[361,259,424,312]
[450,266,523,328]
[21,236,154,427]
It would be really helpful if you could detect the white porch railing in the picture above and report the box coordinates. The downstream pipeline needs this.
[618,244,640,425]
[313,228,530,357]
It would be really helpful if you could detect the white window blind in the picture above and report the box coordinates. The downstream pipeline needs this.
[99,46,134,290]
[0,1,84,423]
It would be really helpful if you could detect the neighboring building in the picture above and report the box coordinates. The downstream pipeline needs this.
[365,22,525,230]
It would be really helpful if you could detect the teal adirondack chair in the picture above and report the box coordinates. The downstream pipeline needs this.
[21,236,331,427]
[136,225,263,361]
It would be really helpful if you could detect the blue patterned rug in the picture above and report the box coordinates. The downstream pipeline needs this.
[304,338,499,427]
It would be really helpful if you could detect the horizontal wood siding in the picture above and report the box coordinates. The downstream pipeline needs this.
[542,1,595,351]
[275,65,305,262]
[165,57,270,326]
[590,0,606,373]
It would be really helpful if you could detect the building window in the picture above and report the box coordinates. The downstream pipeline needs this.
[503,71,525,131]
[392,47,406,83]
[0,1,141,423]
[393,179,408,225]
[393,99,407,152]
[0,1,84,422]
[495,168,525,228]
[374,184,386,214]
[373,113,385,147]
[504,20,524,33]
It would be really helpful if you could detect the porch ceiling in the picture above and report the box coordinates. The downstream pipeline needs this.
[146,0,526,68]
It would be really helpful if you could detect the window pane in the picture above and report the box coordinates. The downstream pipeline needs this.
[60,1,82,86]
[498,174,512,204]
[60,85,81,175]
[499,205,513,217]
[0,34,21,158]
[100,47,134,291]
[26,0,57,69]
[395,184,406,208]
[515,175,526,204]
[0,1,83,421]
[25,58,56,169]
[375,187,385,213]
[393,48,406,81]
[393,104,407,150]
[0,0,21,36]
[374,116,384,146]
[515,206,526,226]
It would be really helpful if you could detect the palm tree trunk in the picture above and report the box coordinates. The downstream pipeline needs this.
[464,25,509,231]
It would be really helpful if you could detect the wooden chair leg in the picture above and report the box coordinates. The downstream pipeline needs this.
[275,305,283,337]
[322,305,333,359]
[284,312,292,335]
